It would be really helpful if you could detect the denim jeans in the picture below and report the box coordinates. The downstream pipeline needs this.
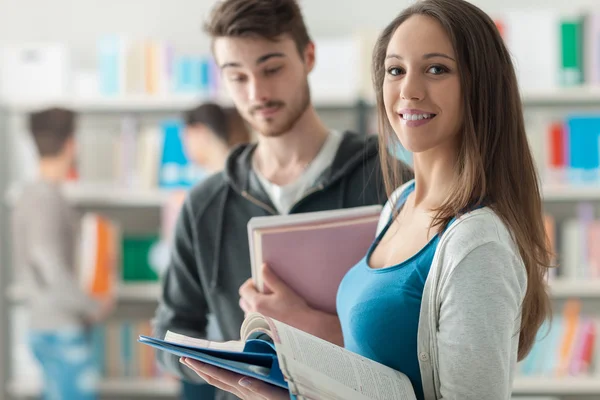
[28,328,99,400]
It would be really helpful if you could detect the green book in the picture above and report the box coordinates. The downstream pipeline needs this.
[121,235,159,282]
[560,16,584,86]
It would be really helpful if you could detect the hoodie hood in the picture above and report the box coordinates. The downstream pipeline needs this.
[223,131,380,198]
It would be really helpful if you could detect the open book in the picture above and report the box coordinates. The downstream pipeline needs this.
[248,205,383,314]
[139,312,416,400]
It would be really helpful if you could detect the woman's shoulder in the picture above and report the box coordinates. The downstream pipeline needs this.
[440,206,522,266]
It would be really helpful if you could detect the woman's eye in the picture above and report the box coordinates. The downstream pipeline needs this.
[387,67,403,76]
[428,65,448,75]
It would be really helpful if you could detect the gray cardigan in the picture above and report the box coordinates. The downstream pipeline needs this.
[378,182,527,400]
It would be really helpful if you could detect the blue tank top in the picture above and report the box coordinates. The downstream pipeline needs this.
[337,182,440,400]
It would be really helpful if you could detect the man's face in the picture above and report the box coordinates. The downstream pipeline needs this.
[214,34,314,137]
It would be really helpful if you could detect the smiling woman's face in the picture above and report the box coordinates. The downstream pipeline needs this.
[383,14,463,155]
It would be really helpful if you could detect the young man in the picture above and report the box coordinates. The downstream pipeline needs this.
[152,0,413,395]
[11,108,114,400]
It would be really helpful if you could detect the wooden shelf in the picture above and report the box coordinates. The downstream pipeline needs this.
[63,182,171,207]
[2,92,370,112]
[543,184,600,202]
[7,378,180,397]
[7,282,161,303]
[549,280,600,298]
[4,93,229,113]
[522,87,600,106]
[513,376,600,395]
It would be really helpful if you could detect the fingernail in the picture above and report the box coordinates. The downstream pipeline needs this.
[239,378,253,388]
[179,357,186,364]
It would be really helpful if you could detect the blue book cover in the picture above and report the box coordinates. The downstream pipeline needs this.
[138,334,288,389]
[98,35,122,96]
[566,116,600,183]
[158,119,191,188]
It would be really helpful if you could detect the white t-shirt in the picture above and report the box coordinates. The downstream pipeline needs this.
[254,130,343,214]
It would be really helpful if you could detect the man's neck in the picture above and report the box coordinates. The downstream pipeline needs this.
[253,106,330,186]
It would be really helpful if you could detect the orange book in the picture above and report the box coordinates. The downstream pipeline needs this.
[557,299,582,375]
[78,213,120,299]
[145,41,159,94]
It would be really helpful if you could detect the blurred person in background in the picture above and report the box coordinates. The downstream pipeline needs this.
[157,102,252,400]
[10,107,115,400]
[183,102,253,174]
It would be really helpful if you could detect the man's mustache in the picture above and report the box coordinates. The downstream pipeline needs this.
[250,101,284,114]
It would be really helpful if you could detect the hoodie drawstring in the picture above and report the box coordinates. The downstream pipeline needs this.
[210,186,230,290]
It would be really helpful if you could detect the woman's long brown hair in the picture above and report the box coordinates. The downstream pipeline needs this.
[372,0,552,361]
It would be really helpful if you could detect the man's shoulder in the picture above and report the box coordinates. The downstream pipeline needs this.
[185,172,229,217]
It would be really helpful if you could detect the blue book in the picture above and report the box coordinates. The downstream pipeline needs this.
[139,312,416,400]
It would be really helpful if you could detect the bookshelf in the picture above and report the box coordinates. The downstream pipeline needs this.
[2,86,600,399]
[0,90,377,400]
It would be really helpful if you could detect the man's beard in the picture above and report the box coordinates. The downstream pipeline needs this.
[250,82,311,138]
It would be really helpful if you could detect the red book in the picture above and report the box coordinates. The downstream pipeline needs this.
[548,121,566,168]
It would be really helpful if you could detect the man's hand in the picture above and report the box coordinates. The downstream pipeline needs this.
[239,264,344,346]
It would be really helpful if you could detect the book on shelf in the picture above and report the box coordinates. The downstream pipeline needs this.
[97,35,219,97]
[526,114,600,187]
[518,299,599,378]
[247,205,382,314]
[543,208,600,281]
[139,312,417,400]
[96,318,163,379]
[74,116,206,191]
[77,213,121,299]
[495,10,593,90]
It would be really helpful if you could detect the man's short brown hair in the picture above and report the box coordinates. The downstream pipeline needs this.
[204,0,312,57]
[28,107,76,157]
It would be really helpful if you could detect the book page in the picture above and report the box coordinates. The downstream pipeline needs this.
[269,319,416,400]
[240,312,275,339]
[164,331,245,353]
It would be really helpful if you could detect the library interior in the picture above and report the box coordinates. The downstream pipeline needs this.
[0,0,600,399]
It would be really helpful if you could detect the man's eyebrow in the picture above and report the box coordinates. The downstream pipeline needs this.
[220,52,286,69]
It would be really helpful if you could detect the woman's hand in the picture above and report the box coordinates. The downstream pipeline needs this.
[180,357,290,400]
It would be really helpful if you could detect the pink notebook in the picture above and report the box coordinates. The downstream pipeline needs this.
[248,205,382,314]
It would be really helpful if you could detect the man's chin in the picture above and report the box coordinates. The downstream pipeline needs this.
[252,121,289,138]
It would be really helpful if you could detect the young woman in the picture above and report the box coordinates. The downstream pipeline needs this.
[180,0,552,398]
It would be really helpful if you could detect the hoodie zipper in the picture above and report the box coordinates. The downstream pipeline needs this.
[241,190,278,215]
